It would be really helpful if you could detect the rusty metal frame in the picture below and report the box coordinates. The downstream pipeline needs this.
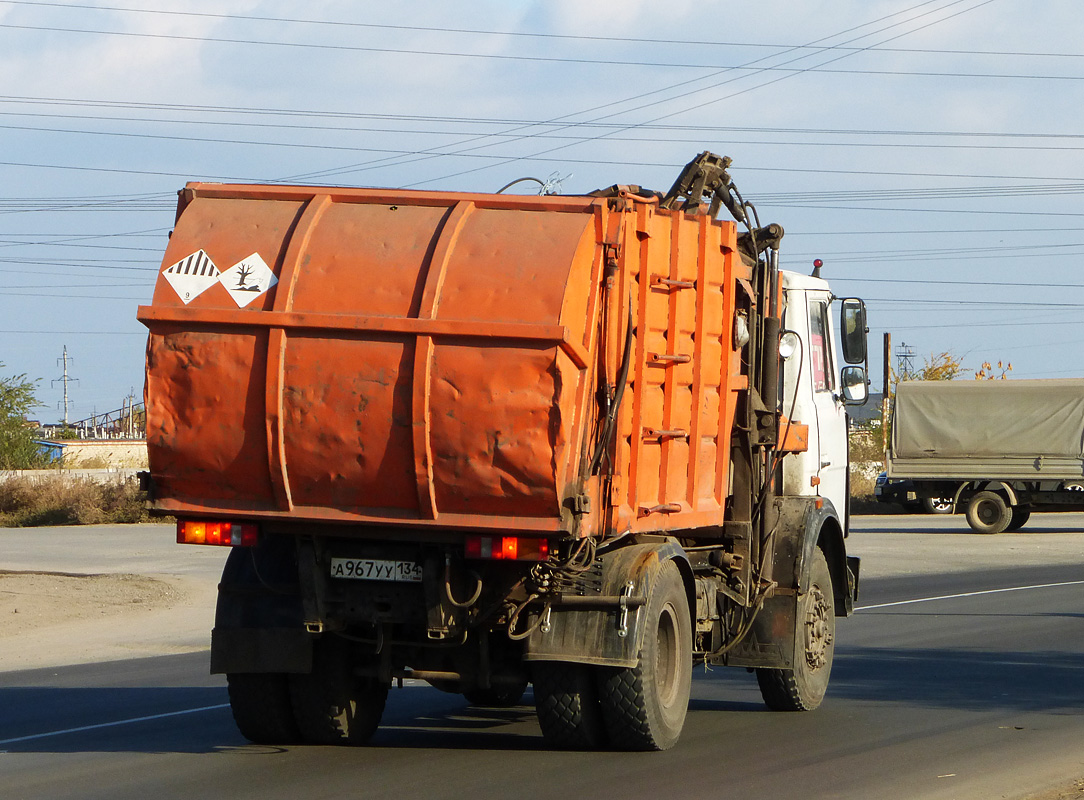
[180,182,599,216]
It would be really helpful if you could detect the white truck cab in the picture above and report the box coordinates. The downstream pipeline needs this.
[779,269,868,518]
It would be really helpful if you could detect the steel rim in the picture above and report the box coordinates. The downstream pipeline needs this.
[655,603,680,708]
[804,585,833,671]
[976,499,1000,525]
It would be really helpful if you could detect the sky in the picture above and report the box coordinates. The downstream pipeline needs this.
[1,0,1082,423]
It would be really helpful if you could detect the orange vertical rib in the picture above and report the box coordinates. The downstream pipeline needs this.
[412,200,476,519]
[266,194,332,511]
[687,215,710,507]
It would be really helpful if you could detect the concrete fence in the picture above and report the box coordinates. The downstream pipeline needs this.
[0,469,140,484]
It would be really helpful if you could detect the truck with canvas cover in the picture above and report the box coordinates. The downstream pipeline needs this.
[888,379,1084,533]
[138,152,869,750]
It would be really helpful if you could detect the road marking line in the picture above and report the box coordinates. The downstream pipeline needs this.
[3,581,1082,745]
[0,703,229,746]
[857,579,1084,611]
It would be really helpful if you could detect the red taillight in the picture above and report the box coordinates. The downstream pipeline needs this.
[177,520,258,547]
[464,535,549,561]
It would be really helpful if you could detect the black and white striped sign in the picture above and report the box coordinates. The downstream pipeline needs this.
[162,250,221,304]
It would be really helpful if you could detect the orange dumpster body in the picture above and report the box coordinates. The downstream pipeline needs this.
[139,184,751,542]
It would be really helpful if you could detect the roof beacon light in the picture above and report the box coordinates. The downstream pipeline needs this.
[177,520,259,547]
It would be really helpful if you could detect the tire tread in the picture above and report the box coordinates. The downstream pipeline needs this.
[533,661,607,750]
[227,672,301,744]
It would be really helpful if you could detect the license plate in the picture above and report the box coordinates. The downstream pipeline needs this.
[330,558,422,583]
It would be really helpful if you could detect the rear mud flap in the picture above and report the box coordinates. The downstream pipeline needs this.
[721,594,796,670]
[524,540,690,668]
[210,626,313,674]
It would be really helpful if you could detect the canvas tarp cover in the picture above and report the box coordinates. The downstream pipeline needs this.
[892,379,1084,459]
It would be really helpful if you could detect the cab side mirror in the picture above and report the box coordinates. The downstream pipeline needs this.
[839,298,867,365]
[840,366,869,405]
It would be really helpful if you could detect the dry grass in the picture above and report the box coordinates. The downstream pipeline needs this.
[0,475,153,527]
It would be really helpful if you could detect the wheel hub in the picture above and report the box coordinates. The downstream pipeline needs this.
[804,588,833,670]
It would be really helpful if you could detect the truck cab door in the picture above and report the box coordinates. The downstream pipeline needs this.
[780,281,849,517]
[806,296,849,516]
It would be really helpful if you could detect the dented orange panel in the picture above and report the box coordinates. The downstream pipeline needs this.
[140,186,599,531]
[139,183,753,538]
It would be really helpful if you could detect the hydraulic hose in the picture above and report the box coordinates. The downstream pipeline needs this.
[590,302,634,475]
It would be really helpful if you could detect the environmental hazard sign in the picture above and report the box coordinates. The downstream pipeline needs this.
[161,250,278,307]
[219,253,278,308]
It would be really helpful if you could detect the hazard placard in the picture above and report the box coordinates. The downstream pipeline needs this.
[219,253,278,308]
[162,250,220,304]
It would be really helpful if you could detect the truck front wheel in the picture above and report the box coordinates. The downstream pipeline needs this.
[289,636,387,745]
[757,547,835,712]
[596,560,692,751]
[965,491,1012,534]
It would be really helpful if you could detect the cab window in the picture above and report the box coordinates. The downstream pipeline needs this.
[809,300,834,393]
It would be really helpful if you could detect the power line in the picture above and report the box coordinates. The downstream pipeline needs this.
[835,276,1084,288]
[401,0,1000,187]
[5,94,1084,144]
[2,15,1078,81]
[5,0,1081,61]
[8,95,1084,184]
[794,227,1084,236]
[873,317,1084,330]
[768,203,1084,218]
[863,297,1084,308]
[234,1,1002,185]
[12,106,1084,146]
[14,118,1084,157]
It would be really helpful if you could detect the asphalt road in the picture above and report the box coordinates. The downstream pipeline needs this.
[2,515,1083,800]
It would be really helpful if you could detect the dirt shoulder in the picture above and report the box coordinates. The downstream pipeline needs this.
[0,569,218,672]
[1,571,181,637]
[0,524,223,672]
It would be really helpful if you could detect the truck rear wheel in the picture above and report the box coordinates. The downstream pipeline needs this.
[289,637,387,745]
[757,547,835,712]
[1006,506,1031,532]
[533,661,607,749]
[965,491,1011,534]
[226,672,300,744]
[597,561,692,751]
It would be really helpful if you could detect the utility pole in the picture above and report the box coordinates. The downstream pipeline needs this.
[882,332,891,458]
[52,346,78,427]
[125,389,137,438]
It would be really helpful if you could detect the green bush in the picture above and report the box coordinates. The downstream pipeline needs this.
[0,366,47,470]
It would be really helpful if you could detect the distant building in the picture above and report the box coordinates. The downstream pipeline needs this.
[34,439,148,469]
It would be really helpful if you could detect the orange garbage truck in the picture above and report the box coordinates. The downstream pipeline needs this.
[137,152,869,751]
